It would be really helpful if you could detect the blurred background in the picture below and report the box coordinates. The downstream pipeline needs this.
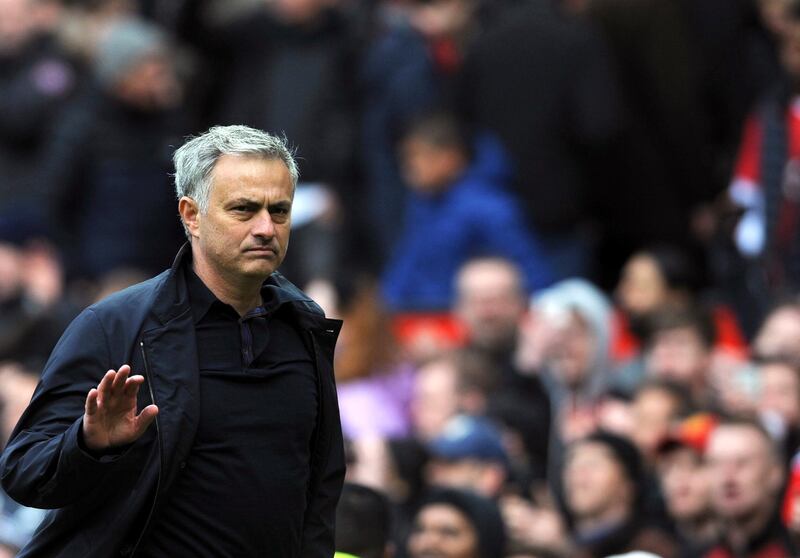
[3,0,800,556]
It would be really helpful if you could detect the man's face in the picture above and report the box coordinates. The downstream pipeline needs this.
[630,388,679,460]
[646,327,710,388]
[758,363,800,427]
[411,361,459,440]
[563,441,632,520]
[616,254,669,317]
[658,447,711,522]
[754,307,800,362]
[408,504,479,558]
[454,261,526,351]
[182,154,293,283]
[706,425,783,522]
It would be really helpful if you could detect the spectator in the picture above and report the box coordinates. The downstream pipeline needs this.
[0,0,77,215]
[641,307,717,409]
[519,279,613,445]
[755,357,800,458]
[561,431,679,558]
[752,301,800,362]
[454,259,552,475]
[410,352,463,441]
[629,380,693,466]
[703,418,795,557]
[426,414,509,499]
[727,0,800,302]
[407,487,506,558]
[335,483,394,558]
[655,415,719,557]
[381,112,552,311]
[0,216,80,371]
[460,0,621,280]
[42,16,186,279]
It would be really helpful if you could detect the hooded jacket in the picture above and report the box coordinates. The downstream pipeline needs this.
[0,244,345,557]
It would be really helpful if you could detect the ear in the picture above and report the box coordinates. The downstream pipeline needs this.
[178,197,201,239]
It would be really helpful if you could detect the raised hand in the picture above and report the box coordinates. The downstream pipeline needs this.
[82,365,158,452]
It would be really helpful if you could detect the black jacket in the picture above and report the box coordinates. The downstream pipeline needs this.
[0,244,345,557]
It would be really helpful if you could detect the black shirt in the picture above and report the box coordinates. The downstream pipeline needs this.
[139,268,318,557]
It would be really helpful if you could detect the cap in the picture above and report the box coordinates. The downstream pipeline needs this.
[429,415,509,468]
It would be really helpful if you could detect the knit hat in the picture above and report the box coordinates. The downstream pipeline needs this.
[429,415,509,469]
[94,17,167,88]
[419,488,506,558]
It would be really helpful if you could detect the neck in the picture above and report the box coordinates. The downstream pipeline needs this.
[192,251,263,316]
[723,502,774,553]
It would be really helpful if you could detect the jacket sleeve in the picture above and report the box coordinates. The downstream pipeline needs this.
[0,307,132,509]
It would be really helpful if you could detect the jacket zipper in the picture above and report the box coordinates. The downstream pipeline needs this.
[128,340,163,557]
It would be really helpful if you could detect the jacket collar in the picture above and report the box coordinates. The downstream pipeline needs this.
[149,242,334,331]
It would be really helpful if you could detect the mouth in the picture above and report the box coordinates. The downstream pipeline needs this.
[245,246,277,256]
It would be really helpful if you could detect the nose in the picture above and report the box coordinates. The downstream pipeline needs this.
[251,209,276,239]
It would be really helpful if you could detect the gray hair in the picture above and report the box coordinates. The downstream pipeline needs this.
[173,125,299,213]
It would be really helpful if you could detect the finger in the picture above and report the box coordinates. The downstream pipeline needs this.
[123,375,145,398]
[85,388,98,416]
[134,405,159,437]
[96,370,116,405]
[110,365,131,394]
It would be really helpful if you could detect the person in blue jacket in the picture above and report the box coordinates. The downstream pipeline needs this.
[382,111,553,310]
[0,125,345,558]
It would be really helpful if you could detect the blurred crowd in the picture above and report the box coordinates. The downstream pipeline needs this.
[3,0,800,556]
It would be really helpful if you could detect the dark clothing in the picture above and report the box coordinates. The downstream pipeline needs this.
[139,269,319,556]
[0,34,76,211]
[702,515,797,558]
[573,517,679,558]
[0,244,345,558]
[41,86,185,279]
[459,1,621,235]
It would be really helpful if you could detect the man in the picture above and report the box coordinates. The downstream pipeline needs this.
[562,431,678,558]
[655,415,719,557]
[406,487,506,558]
[703,418,795,557]
[425,414,510,499]
[0,125,345,557]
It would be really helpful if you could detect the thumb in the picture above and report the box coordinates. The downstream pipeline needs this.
[134,404,159,437]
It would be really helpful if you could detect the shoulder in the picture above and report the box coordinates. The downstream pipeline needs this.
[87,271,168,319]
[266,272,325,317]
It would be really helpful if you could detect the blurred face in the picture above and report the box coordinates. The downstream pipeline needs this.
[782,22,800,87]
[114,54,182,111]
[408,504,479,558]
[0,0,34,54]
[409,0,475,39]
[455,261,526,351]
[706,425,783,521]
[754,307,800,361]
[401,138,464,193]
[760,0,790,36]
[759,363,800,427]
[647,327,710,388]
[549,311,596,388]
[270,0,327,25]
[616,254,668,316]
[631,388,680,460]
[411,361,460,440]
[180,155,293,287]
[658,448,711,522]
[563,442,632,520]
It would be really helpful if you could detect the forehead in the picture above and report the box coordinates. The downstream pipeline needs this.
[418,504,473,531]
[209,154,293,199]
[458,262,520,294]
[707,426,768,458]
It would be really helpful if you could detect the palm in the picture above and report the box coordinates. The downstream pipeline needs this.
[83,365,158,451]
